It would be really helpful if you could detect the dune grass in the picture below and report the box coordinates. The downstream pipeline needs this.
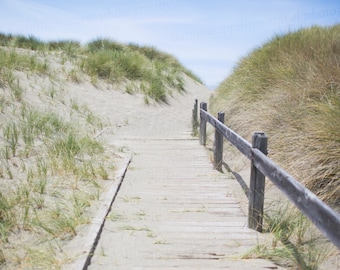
[244,205,335,270]
[211,24,340,208]
[0,48,48,87]
[80,38,189,102]
[0,33,203,103]
[210,24,340,267]
[0,33,80,56]
[0,101,111,267]
[0,35,115,266]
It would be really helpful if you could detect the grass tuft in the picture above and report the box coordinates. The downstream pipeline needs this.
[244,204,335,269]
[80,38,201,102]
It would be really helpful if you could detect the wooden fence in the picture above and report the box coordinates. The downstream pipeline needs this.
[192,99,340,250]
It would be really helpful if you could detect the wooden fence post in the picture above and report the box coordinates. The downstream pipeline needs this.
[192,99,198,133]
[199,102,207,146]
[248,132,268,232]
[214,112,224,171]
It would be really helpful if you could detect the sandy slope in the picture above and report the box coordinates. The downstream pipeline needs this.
[68,78,210,140]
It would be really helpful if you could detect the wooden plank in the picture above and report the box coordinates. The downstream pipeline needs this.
[88,138,283,270]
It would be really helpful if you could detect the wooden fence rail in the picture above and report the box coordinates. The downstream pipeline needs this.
[192,101,340,250]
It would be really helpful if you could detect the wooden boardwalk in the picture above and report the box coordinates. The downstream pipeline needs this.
[67,80,286,269]
[87,137,284,269]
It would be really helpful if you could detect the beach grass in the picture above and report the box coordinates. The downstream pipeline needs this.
[210,24,340,267]
[0,33,202,103]
[80,38,190,102]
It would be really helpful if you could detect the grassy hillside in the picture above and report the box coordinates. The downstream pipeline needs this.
[0,33,202,268]
[211,24,340,209]
[0,33,202,103]
[210,24,340,268]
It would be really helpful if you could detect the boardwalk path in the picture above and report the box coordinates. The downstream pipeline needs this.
[85,79,283,269]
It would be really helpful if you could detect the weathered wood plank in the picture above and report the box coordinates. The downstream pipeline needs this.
[88,139,282,270]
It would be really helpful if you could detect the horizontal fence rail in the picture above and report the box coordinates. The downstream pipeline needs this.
[200,107,252,159]
[194,101,340,250]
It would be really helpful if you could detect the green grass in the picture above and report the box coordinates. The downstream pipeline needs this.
[210,24,340,267]
[244,204,335,270]
[87,38,126,53]
[80,38,190,102]
[128,42,203,84]
[0,98,110,268]
[0,33,80,56]
[0,33,203,102]
[0,192,14,242]
[0,48,48,87]
[47,40,81,58]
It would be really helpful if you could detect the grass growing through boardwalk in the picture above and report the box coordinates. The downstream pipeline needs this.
[210,24,340,267]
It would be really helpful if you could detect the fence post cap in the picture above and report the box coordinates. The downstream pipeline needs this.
[253,131,266,137]
[252,132,268,155]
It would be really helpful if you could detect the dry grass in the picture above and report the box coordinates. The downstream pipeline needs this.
[211,24,340,209]
[210,24,340,268]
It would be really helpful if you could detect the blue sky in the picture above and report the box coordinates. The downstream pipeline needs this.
[1,0,340,89]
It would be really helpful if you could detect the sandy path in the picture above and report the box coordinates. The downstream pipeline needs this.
[63,76,208,141]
